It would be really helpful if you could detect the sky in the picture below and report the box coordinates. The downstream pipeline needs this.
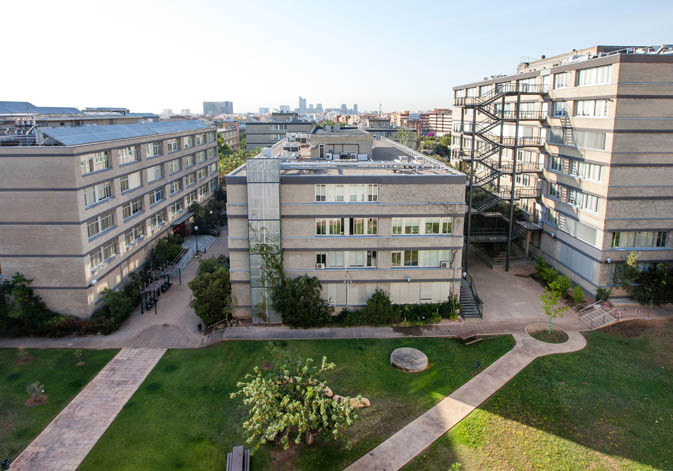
[3,0,672,114]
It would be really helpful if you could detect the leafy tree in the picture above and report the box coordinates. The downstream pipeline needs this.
[2,273,52,335]
[149,235,183,268]
[272,275,332,328]
[218,135,233,158]
[190,201,221,233]
[188,257,232,326]
[439,134,452,147]
[541,285,570,334]
[613,251,673,304]
[231,348,358,449]
[360,288,397,325]
[395,127,418,149]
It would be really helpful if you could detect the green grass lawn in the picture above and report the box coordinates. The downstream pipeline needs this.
[79,336,514,471]
[405,319,673,471]
[0,348,118,461]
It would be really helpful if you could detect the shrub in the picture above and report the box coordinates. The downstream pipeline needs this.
[554,276,572,298]
[595,287,610,302]
[89,288,135,335]
[188,257,232,326]
[149,235,184,268]
[359,289,399,325]
[273,275,332,328]
[573,285,585,306]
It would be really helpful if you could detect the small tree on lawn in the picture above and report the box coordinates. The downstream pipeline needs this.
[188,257,232,326]
[231,348,358,449]
[541,282,570,334]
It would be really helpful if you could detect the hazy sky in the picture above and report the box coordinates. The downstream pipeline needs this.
[4,0,672,113]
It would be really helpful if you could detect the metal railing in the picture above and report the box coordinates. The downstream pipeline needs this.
[464,272,484,314]
[455,83,548,106]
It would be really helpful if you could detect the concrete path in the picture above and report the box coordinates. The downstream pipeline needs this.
[10,348,166,471]
[345,330,587,471]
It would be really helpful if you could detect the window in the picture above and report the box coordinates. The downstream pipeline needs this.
[404,218,420,234]
[169,199,184,217]
[272,124,287,131]
[120,171,142,192]
[552,101,568,117]
[183,135,193,149]
[403,250,419,266]
[207,132,216,143]
[150,210,167,232]
[548,182,561,198]
[198,184,209,199]
[315,219,327,235]
[553,72,568,89]
[367,218,378,235]
[122,198,143,219]
[86,211,114,238]
[335,185,344,202]
[196,134,205,146]
[327,251,344,268]
[611,231,668,248]
[574,130,606,150]
[146,141,161,158]
[367,184,378,202]
[210,179,218,191]
[124,223,145,249]
[83,181,112,207]
[517,77,536,92]
[349,184,365,202]
[549,155,563,172]
[425,217,440,234]
[118,146,139,165]
[207,147,217,159]
[147,164,163,182]
[81,151,110,175]
[392,218,403,235]
[169,179,182,195]
[315,184,326,202]
[195,168,206,181]
[197,151,207,163]
[90,239,116,272]
[316,252,327,266]
[209,162,217,175]
[328,218,343,235]
[168,159,181,175]
[185,191,197,206]
[574,99,608,117]
[167,139,179,153]
[576,65,611,86]
[442,218,453,234]
[184,173,196,187]
[149,187,164,205]
[182,154,195,168]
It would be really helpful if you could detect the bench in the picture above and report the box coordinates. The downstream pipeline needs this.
[226,445,250,471]
[459,330,483,346]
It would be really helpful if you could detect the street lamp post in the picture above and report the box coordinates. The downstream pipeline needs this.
[194,225,199,255]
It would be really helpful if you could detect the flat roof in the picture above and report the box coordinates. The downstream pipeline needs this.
[40,120,211,146]
[0,101,82,115]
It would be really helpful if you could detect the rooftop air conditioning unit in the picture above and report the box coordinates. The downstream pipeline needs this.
[440,261,451,269]
[315,263,326,270]
[325,153,333,160]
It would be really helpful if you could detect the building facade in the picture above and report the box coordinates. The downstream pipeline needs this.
[226,129,466,322]
[217,122,240,151]
[451,45,673,300]
[427,108,452,136]
[245,116,314,150]
[0,121,219,317]
[203,101,233,116]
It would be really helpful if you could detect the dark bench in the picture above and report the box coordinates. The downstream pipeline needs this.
[226,445,250,471]
[459,330,483,346]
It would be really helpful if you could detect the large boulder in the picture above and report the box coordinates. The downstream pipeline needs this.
[390,347,428,373]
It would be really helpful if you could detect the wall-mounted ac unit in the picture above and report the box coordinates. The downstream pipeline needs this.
[439,261,451,269]
[315,263,326,269]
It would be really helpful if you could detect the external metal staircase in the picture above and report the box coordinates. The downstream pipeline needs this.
[459,274,483,319]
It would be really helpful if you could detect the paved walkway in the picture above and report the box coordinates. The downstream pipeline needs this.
[345,330,587,471]
[10,348,166,471]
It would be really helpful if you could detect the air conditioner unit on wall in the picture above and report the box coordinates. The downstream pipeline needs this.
[440,261,451,269]
[315,263,326,269]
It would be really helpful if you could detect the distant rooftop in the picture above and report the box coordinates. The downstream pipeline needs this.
[0,101,82,115]
[39,120,210,146]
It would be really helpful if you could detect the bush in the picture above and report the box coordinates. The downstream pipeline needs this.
[189,257,232,326]
[149,235,184,268]
[359,289,399,325]
[273,275,332,328]
[554,276,572,298]
[89,288,135,335]
[595,287,610,302]
[573,285,585,306]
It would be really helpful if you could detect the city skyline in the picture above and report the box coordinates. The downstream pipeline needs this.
[2,0,672,114]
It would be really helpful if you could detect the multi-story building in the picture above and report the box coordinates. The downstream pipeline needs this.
[225,129,467,322]
[427,108,452,137]
[0,120,219,317]
[451,45,673,300]
[203,101,233,116]
[217,122,240,151]
[245,113,314,150]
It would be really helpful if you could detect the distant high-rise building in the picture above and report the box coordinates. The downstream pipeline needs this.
[298,96,307,112]
[309,103,314,112]
[340,104,347,114]
[258,107,270,114]
[180,109,191,116]
[279,105,290,112]
[316,104,323,113]
[353,104,358,114]
[203,101,233,116]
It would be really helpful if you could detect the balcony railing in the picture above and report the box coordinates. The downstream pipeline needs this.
[455,83,548,106]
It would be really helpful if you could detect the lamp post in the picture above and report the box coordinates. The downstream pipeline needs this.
[194,225,199,255]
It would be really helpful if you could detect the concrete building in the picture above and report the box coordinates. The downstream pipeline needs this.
[0,119,219,317]
[217,122,240,151]
[427,108,452,137]
[203,101,233,116]
[298,96,307,113]
[451,45,673,301]
[258,107,270,115]
[225,129,466,322]
[245,113,314,150]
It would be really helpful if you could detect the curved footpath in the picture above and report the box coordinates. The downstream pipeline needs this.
[344,330,587,471]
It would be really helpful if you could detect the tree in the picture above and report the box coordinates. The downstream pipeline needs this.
[231,348,358,450]
[613,251,673,304]
[188,257,233,326]
[2,273,52,334]
[218,135,233,159]
[272,275,333,328]
[541,284,570,334]
[395,127,418,150]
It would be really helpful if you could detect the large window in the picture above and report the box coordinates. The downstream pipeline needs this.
[147,164,163,182]
[315,218,377,236]
[120,171,142,192]
[183,173,196,187]
[574,99,608,117]
[90,239,117,272]
[182,154,195,168]
[553,72,568,89]
[169,179,183,195]
[391,249,452,267]
[124,223,145,249]
[576,65,611,86]
[185,191,197,206]
[182,135,194,149]
[83,181,112,207]
[197,168,207,181]
[86,210,114,238]
[313,184,378,203]
[547,182,599,213]
[146,141,161,158]
[611,231,668,248]
[316,251,377,268]
[196,151,207,163]
[150,210,167,232]
[118,146,139,165]
[551,101,568,117]
[149,187,164,206]
[209,162,217,175]
[168,158,181,175]
[169,199,184,218]
[196,134,205,146]
[167,139,179,153]
[392,217,453,235]
[81,151,110,175]
[198,184,209,200]
[548,128,606,150]
[207,147,217,159]
[122,198,143,219]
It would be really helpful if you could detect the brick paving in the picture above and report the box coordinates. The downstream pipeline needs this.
[345,330,588,471]
[10,348,166,471]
